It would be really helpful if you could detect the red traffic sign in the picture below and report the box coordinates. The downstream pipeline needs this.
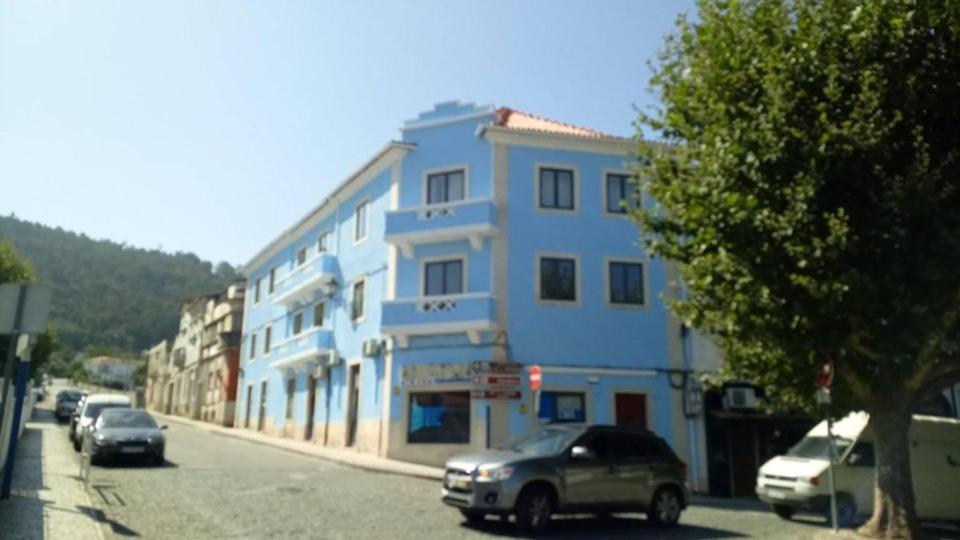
[529,365,542,391]
[816,361,834,389]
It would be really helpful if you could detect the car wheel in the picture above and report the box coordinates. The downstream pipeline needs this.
[514,485,554,534]
[458,509,485,524]
[772,504,795,520]
[648,486,683,527]
[826,493,859,528]
[153,455,165,466]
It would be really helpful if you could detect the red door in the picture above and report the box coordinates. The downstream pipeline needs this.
[615,393,648,429]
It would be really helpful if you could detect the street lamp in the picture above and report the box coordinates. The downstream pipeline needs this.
[321,277,338,298]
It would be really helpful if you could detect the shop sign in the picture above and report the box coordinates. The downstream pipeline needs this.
[401,363,472,386]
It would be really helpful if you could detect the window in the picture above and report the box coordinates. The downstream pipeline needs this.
[538,167,575,210]
[426,169,465,204]
[609,261,645,306]
[248,333,257,360]
[317,232,329,253]
[539,256,577,302]
[424,259,464,296]
[268,267,277,294]
[538,392,586,422]
[253,278,262,304]
[292,311,304,335]
[408,391,470,444]
[296,247,307,267]
[354,201,368,242]
[285,377,295,421]
[313,302,325,328]
[605,173,637,215]
[351,280,365,321]
[263,325,272,354]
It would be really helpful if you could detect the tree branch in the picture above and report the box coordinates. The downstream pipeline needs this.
[907,286,960,391]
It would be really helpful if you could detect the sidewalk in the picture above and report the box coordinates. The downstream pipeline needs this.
[0,405,104,540]
[150,411,445,481]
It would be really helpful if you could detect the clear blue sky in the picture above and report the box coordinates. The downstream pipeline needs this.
[0,0,694,266]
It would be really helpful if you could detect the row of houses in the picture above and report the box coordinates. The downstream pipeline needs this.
[143,101,960,496]
[144,282,245,426]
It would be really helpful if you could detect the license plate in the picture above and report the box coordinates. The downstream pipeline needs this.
[121,447,145,454]
[766,489,786,499]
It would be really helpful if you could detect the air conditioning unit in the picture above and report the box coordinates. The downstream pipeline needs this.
[724,386,759,410]
[362,339,382,358]
[324,350,340,368]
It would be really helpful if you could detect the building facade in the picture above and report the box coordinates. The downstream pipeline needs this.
[235,101,706,484]
[144,340,172,412]
[198,284,245,426]
[145,282,245,426]
[84,356,138,388]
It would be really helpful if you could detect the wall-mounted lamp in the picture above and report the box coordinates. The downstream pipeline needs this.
[321,277,339,297]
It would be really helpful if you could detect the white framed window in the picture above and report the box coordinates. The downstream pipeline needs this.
[292,310,304,335]
[313,301,325,328]
[421,256,466,297]
[422,165,468,205]
[268,267,278,295]
[535,252,581,306]
[602,169,641,217]
[354,200,369,244]
[351,278,366,322]
[535,164,579,214]
[605,257,648,309]
[263,325,272,354]
[317,231,330,254]
[248,332,257,361]
[296,246,308,267]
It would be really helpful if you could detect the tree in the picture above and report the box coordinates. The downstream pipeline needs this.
[636,1,960,537]
[0,240,34,282]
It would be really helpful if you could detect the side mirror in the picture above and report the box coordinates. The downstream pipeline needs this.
[160,425,168,430]
[847,452,861,466]
[571,446,596,460]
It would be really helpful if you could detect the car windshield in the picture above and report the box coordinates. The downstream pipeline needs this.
[84,403,130,418]
[100,410,157,429]
[508,427,581,456]
[787,436,853,459]
[62,391,82,401]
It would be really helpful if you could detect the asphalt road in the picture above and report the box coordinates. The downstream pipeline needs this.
[37,384,950,540]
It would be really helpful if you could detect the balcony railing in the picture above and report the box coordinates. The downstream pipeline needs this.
[272,253,336,307]
[381,293,496,347]
[384,199,497,257]
[267,327,334,374]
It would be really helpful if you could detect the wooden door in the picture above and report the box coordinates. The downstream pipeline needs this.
[615,393,648,429]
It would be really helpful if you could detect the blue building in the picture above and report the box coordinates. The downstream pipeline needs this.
[236,101,705,488]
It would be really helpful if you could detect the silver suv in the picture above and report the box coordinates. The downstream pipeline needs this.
[441,423,690,533]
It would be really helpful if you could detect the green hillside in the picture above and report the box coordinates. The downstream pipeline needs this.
[0,214,243,353]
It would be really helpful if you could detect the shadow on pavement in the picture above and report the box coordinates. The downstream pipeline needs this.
[77,504,140,537]
[461,515,748,539]
[95,458,179,469]
[0,416,47,538]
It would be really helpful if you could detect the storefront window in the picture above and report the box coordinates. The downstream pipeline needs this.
[538,392,586,422]
[408,391,470,444]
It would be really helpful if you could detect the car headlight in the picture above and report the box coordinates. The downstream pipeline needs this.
[476,465,514,482]
[147,436,165,445]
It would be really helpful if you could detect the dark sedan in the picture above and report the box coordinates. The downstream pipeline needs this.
[54,389,85,422]
[83,409,167,465]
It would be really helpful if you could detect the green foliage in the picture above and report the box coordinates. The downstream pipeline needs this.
[0,240,34,283]
[28,326,61,379]
[131,361,147,388]
[636,0,960,411]
[0,215,242,352]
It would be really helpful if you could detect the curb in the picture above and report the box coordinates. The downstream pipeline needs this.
[150,411,444,482]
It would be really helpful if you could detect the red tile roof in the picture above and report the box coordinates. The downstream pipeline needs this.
[494,107,621,139]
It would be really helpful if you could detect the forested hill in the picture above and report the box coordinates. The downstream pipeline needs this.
[0,214,243,353]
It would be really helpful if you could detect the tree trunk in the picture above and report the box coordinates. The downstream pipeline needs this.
[857,404,920,539]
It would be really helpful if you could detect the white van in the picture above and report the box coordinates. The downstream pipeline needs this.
[756,412,960,526]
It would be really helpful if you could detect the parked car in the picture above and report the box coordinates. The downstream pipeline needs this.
[441,423,690,533]
[54,389,85,422]
[756,412,960,527]
[72,394,132,451]
[82,408,167,465]
[68,393,89,441]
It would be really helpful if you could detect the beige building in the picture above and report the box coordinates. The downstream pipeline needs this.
[144,281,245,426]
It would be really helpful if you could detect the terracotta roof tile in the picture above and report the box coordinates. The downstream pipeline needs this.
[494,107,622,139]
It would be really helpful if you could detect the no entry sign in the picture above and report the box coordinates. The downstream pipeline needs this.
[529,365,542,391]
